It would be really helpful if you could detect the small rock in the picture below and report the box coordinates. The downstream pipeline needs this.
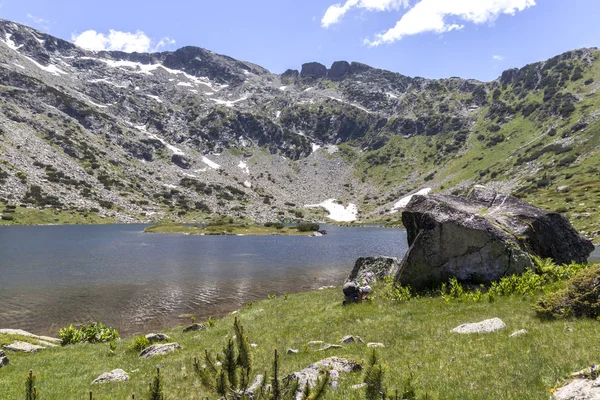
[139,343,181,358]
[319,344,343,351]
[352,383,368,390]
[367,342,385,348]
[307,340,323,346]
[250,343,258,348]
[182,323,207,333]
[287,349,299,354]
[2,341,45,353]
[92,369,130,384]
[509,329,528,338]
[341,335,355,344]
[451,318,506,334]
[557,186,571,193]
[0,350,9,368]
[145,333,170,343]
[311,231,323,237]
[284,357,362,397]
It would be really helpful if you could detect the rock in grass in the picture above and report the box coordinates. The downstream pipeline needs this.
[307,340,323,346]
[139,343,181,358]
[341,335,355,344]
[319,344,343,351]
[2,341,45,353]
[553,375,600,399]
[145,333,170,343]
[0,329,61,344]
[285,357,362,396]
[510,329,528,338]
[352,383,367,390]
[92,369,130,384]
[287,349,299,354]
[0,350,9,367]
[347,256,399,285]
[367,342,385,348]
[182,323,207,333]
[452,318,506,334]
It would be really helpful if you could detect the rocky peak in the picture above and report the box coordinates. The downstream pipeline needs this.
[300,62,327,79]
[327,61,351,81]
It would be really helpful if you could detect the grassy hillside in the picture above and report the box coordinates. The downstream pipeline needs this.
[2,272,599,399]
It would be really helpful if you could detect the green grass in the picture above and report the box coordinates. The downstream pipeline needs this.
[144,223,315,236]
[0,205,114,226]
[2,283,600,399]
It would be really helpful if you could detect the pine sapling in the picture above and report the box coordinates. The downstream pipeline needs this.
[25,369,38,400]
[148,367,164,400]
[364,350,385,400]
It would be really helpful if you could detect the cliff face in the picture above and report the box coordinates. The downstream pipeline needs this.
[0,19,598,241]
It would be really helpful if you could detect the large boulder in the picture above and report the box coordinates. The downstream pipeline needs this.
[347,256,398,284]
[395,186,594,289]
[0,350,9,368]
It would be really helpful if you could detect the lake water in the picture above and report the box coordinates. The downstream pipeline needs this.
[0,224,408,337]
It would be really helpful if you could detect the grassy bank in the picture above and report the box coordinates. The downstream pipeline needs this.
[144,222,316,236]
[0,204,114,226]
[2,276,600,399]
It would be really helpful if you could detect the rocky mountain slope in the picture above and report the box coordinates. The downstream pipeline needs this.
[0,19,598,242]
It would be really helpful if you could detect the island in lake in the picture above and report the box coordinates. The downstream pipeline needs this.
[144,221,323,236]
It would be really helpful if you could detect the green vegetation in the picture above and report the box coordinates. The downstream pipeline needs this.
[130,336,151,352]
[59,322,120,346]
[144,222,316,236]
[0,203,113,226]
[1,260,599,399]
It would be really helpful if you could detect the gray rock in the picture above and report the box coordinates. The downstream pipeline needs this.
[328,61,351,81]
[451,318,506,334]
[287,348,299,354]
[341,335,364,344]
[182,323,207,333]
[557,186,571,193]
[0,329,61,344]
[395,186,594,289]
[367,342,385,348]
[2,341,45,353]
[300,62,327,79]
[554,375,600,399]
[347,256,398,285]
[319,344,343,351]
[307,340,323,346]
[145,333,170,343]
[0,350,9,368]
[284,357,362,399]
[92,369,130,384]
[509,329,528,338]
[139,343,181,358]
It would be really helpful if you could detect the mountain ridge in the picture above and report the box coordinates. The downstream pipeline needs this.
[0,18,598,243]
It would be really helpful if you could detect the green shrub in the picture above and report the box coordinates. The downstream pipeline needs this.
[297,221,319,232]
[59,322,120,345]
[264,222,284,229]
[535,265,600,319]
[130,336,150,351]
[1,215,14,221]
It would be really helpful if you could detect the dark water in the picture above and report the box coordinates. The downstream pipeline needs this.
[0,224,407,337]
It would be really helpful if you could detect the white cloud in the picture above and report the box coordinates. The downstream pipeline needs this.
[364,0,536,46]
[493,55,505,61]
[27,13,52,31]
[322,0,410,28]
[72,30,176,53]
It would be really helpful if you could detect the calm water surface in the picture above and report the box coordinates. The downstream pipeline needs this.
[0,224,407,336]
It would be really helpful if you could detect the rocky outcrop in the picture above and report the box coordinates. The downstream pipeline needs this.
[300,62,327,79]
[451,318,506,334]
[145,333,170,343]
[554,365,600,399]
[395,186,594,289]
[328,61,351,81]
[139,343,181,358]
[182,323,207,333]
[92,369,130,384]
[171,154,192,169]
[347,256,398,284]
[284,357,362,398]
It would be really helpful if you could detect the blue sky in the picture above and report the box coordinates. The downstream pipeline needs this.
[1,0,599,81]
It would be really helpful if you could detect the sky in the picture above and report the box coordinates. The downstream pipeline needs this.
[0,0,599,82]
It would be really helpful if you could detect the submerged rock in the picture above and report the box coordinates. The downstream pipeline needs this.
[451,318,506,334]
[139,343,181,358]
[2,341,45,353]
[347,256,398,284]
[92,369,130,384]
[396,186,594,289]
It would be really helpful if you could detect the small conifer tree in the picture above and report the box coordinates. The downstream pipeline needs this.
[148,367,164,400]
[25,370,38,400]
[364,350,385,400]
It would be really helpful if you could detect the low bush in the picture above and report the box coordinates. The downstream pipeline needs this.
[129,335,150,352]
[535,264,600,319]
[59,322,120,345]
[264,222,285,229]
[297,221,319,232]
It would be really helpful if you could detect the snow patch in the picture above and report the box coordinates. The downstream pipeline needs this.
[3,34,23,50]
[135,125,185,156]
[386,92,398,99]
[243,181,252,188]
[238,161,250,175]
[304,87,313,92]
[325,144,339,154]
[146,95,163,103]
[205,92,215,96]
[210,96,248,107]
[177,81,193,87]
[163,184,178,189]
[305,199,358,222]
[87,100,110,108]
[88,78,128,88]
[390,188,432,213]
[279,86,287,91]
[201,156,220,170]
[13,63,25,69]
[24,56,67,76]
[311,143,321,153]
[276,110,281,119]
